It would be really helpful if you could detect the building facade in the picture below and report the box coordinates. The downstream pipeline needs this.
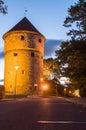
[3,17,45,95]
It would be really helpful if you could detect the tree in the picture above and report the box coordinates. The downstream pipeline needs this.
[55,0,86,96]
[43,58,60,80]
[64,0,86,40]
[0,0,7,14]
[55,40,86,87]
[43,58,61,96]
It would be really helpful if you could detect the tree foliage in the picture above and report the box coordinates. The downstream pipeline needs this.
[55,0,86,96]
[64,0,86,40]
[43,58,61,91]
[43,58,63,96]
[43,58,60,80]
[0,0,7,14]
[56,40,86,87]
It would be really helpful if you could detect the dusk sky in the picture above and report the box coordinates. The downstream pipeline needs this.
[0,0,77,83]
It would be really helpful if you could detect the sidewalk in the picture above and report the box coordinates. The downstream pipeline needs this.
[65,97,86,107]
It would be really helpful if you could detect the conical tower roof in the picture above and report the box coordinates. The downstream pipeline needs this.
[7,17,44,36]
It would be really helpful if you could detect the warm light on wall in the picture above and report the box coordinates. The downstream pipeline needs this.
[42,85,49,91]
[64,88,66,92]
[40,78,43,81]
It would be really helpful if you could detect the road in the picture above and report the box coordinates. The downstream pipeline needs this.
[0,97,86,130]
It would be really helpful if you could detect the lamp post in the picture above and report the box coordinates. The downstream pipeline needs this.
[14,66,19,97]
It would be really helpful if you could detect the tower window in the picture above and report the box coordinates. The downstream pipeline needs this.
[22,70,25,74]
[21,35,25,40]
[14,53,18,56]
[31,52,34,57]
[41,56,43,59]
[38,38,42,43]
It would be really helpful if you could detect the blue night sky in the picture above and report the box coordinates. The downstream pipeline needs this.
[0,0,77,83]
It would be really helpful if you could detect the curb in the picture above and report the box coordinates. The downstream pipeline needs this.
[64,98,86,108]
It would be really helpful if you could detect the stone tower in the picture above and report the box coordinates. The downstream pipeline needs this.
[3,17,45,96]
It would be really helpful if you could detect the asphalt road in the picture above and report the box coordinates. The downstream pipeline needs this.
[0,97,86,130]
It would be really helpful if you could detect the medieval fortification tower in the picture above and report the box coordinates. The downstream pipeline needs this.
[3,17,45,96]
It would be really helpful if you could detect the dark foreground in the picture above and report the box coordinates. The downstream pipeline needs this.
[0,97,86,130]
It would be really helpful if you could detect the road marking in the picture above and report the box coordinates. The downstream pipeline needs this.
[38,121,86,124]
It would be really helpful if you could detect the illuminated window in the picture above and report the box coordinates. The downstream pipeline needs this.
[21,35,25,40]
[14,53,17,56]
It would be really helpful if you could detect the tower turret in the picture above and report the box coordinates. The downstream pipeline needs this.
[3,17,45,96]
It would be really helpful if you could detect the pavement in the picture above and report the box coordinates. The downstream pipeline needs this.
[0,97,86,130]
[64,97,86,107]
[0,96,86,107]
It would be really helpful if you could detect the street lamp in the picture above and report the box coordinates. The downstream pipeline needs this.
[34,83,38,94]
[40,78,43,81]
[41,84,49,96]
[14,66,19,97]
[42,85,49,91]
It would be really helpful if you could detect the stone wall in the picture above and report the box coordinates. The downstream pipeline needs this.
[3,31,45,95]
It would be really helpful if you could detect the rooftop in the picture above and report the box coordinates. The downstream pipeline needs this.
[7,17,44,36]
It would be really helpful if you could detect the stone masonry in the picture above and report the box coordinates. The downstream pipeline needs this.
[3,17,45,95]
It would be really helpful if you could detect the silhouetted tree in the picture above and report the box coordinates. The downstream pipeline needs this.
[43,58,60,80]
[0,0,7,14]
[55,0,86,97]
[64,0,86,40]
